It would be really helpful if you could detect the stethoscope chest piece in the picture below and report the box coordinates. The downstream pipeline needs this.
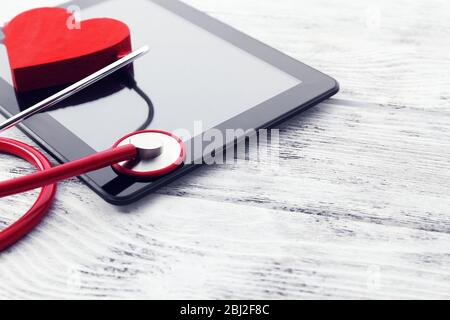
[112,130,185,178]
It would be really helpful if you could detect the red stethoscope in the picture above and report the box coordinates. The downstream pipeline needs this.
[0,46,185,251]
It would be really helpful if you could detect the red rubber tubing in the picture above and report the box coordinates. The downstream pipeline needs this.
[0,144,137,198]
[0,137,56,251]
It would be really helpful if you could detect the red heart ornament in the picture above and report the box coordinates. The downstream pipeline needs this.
[3,7,132,92]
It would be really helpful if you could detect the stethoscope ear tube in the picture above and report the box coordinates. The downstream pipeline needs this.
[0,137,56,251]
[0,144,137,198]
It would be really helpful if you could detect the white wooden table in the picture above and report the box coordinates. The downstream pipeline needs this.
[1,0,450,299]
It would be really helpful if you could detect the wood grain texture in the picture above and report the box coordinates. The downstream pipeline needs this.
[1,0,450,300]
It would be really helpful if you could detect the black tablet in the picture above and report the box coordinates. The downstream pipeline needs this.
[0,0,338,205]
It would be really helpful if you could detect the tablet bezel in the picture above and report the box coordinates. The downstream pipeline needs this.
[0,0,339,205]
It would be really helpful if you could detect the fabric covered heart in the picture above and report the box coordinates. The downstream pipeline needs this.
[3,7,131,92]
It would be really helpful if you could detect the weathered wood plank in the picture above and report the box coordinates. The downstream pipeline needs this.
[2,187,450,299]
[159,100,450,233]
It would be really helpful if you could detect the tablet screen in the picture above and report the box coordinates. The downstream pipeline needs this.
[0,0,301,151]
